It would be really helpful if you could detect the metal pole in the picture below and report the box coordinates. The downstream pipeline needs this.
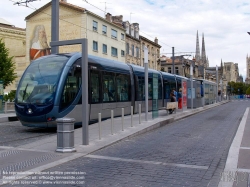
[172,47,175,75]
[121,108,124,131]
[190,63,193,109]
[139,104,141,124]
[51,0,59,54]
[216,65,218,102]
[82,39,89,145]
[131,106,133,127]
[98,113,101,140]
[111,110,113,135]
[144,46,148,121]
[50,39,89,145]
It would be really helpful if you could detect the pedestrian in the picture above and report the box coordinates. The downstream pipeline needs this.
[169,92,176,114]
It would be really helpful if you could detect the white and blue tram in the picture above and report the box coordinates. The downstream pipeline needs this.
[15,52,215,127]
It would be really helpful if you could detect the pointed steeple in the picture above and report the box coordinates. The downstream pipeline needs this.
[195,30,200,62]
[201,33,206,65]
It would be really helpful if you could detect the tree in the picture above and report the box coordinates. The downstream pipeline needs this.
[0,39,17,89]
[246,87,250,95]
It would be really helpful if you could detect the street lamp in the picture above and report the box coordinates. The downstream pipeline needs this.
[190,60,194,109]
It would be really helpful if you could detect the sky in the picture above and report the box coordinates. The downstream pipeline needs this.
[1,0,250,81]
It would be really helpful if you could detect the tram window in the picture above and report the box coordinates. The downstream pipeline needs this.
[158,78,162,99]
[135,76,145,101]
[102,72,115,102]
[90,70,100,103]
[116,74,130,102]
[148,78,153,100]
[60,59,81,111]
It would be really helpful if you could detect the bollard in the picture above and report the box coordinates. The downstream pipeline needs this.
[121,108,124,131]
[56,118,76,153]
[131,106,133,127]
[111,110,114,135]
[139,104,141,124]
[98,113,101,140]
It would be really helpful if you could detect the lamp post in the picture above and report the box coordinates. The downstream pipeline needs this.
[190,61,193,109]
[144,46,148,121]
[216,65,218,102]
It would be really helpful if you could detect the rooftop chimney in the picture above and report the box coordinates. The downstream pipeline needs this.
[105,13,112,22]
[154,37,158,44]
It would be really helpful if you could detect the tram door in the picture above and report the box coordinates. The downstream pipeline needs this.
[89,69,102,121]
[101,71,116,118]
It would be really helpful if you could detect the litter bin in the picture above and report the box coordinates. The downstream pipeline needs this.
[56,118,76,153]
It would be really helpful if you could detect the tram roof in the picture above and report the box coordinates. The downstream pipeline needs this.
[129,64,161,78]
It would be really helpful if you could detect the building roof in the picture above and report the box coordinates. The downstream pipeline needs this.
[25,1,85,20]
[140,35,161,48]
[25,1,125,31]
[0,18,13,26]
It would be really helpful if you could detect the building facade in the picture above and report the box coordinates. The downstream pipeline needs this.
[25,0,126,63]
[123,21,141,65]
[140,36,161,70]
[0,18,26,94]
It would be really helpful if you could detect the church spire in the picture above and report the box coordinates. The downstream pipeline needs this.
[201,33,206,65]
[195,30,200,62]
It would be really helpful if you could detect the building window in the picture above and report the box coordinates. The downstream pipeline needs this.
[168,67,171,73]
[103,44,107,54]
[121,50,125,57]
[111,47,117,57]
[132,45,134,56]
[93,41,98,51]
[121,33,125,40]
[93,21,98,32]
[126,43,129,55]
[111,29,117,39]
[136,47,139,58]
[102,25,107,35]
[175,67,179,75]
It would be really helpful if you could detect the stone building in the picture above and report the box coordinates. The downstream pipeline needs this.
[245,55,250,83]
[140,36,161,70]
[123,21,141,66]
[108,14,161,70]
[25,0,126,62]
[160,55,198,78]
[0,18,26,94]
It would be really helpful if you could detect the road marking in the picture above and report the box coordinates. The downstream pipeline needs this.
[218,107,249,187]
[86,154,209,170]
[240,147,250,150]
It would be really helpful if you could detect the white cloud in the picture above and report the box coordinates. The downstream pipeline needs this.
[1,0,250,80]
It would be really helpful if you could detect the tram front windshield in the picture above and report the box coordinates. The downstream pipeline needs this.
[16,55,69,105]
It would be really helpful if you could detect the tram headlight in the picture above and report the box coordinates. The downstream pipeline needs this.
[27,108,33,114]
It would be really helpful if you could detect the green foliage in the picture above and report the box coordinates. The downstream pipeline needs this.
[0,38,17,88]
[228,81,250,95]
[3,90,16,102]
[246,87,250,95]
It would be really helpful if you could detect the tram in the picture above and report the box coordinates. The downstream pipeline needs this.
[14,52,215,127]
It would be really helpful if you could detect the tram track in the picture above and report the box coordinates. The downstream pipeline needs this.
[0,121,56,147]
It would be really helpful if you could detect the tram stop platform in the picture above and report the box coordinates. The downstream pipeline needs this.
[1,100,247,187]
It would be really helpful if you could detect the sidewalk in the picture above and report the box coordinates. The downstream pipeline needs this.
[218,107,250,187]
[0,101,228,186]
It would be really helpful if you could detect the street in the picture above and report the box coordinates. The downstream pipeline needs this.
[1,101,248,187]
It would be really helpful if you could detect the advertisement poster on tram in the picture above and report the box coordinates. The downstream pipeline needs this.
[182,81,187,107]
